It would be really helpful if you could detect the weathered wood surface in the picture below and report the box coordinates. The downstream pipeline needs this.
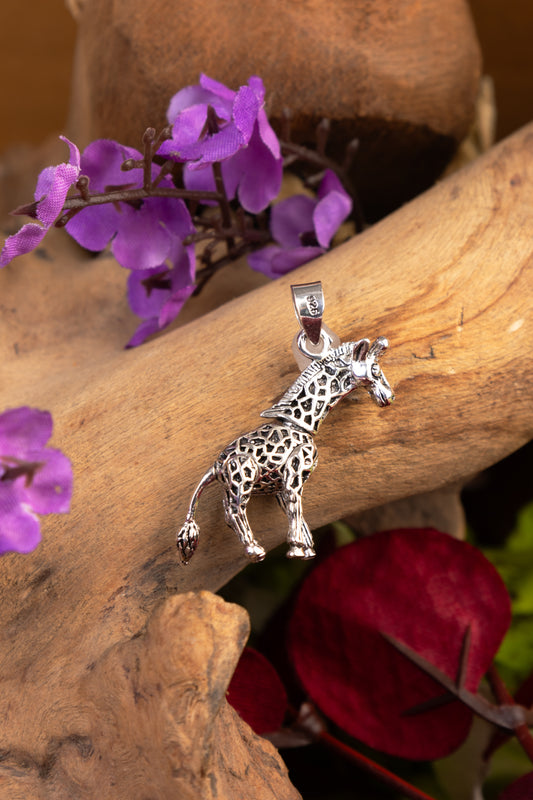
[0,124,532,791]
[0,591,300,800]
[68,0,481,218]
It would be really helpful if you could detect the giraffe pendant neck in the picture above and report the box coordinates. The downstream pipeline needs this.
[260,342,357,434]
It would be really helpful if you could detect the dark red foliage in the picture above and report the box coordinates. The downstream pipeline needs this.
[499,771,533,799]
[288,528,511,760]
[227,647,288,734]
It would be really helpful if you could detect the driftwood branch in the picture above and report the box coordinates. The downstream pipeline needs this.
[0,124,532,793]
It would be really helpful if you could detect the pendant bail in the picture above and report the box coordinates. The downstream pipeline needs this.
[291,281,340,369]
[291,281,324,345]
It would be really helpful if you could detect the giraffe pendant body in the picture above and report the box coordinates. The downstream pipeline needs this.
[177,338,394,564]
[215,422,317,561]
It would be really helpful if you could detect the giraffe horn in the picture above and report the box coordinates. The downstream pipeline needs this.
[353,338,370,361]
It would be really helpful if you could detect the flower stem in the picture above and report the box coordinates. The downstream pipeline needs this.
[318,731,438,800]
[57,186,222,225]
[291,703,438,800]
[142,128,156,190]
[212,161,235,253]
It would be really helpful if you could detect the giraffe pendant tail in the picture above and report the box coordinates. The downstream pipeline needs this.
[176,282,394,565]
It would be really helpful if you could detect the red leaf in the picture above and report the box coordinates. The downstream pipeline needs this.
[288,528,511,760]
[227,647,288,734]
[499,771,533,800]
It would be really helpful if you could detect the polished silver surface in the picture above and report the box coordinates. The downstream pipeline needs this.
[176,283,394,565]
[291,281,325,345]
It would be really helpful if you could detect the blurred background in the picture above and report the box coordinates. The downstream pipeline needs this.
[0,0,532,155]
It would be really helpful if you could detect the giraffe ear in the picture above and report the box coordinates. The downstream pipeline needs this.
[353,339,370,361]
[369,337,389,359]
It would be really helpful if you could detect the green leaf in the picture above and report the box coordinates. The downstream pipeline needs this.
[482,501,533,689]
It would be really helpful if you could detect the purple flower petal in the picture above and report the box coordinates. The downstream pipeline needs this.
[66,204,120,252]
[248,76,265,102]
[0,406,72,556]
[125,317,162,348]
[257,109,281,159]
[158,284,195,328]
[183,163,217,198]
[163,75,280,187]
[232,85,260,142]
[0,407,52,454]
[0,223,47,266]
[78,139,143,191]
[111,201,174,270]
[167,86,219,123]
[271,195,316,248]
[127,235,195,323]
[22,448,73,514]
[224,127,283,214]
[159,104,221,160]
[127,268,169,318]
[248,244,324,278]
[154,198,195,241]
[313,190,352,249]
[34,162,80,227]
[270,246,325,275]
[313,170,352,248]
[178,123,245,166]
[34,165,57,202]
[0,484,41,555]
[33,136,81,227]
[65,139,147,252]
[33,136,80,201]
[247,245,283,278]
[199,73,236,102]
[317,169,345,200]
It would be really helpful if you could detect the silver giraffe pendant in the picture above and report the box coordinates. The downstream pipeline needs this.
[177,282,394,564]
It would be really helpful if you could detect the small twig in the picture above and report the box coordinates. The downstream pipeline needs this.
[319,730,439,800]
[142,128,156,190]
[151,159,176,190]
[76,175,90,202]
[0,457,44,486]
[382,630,527,731]
[212,160,235,253]
[289,703,438,800]
[486,665,533,764]
[315,118,330,158]
[183,227,270,247]
[59,186,221,214]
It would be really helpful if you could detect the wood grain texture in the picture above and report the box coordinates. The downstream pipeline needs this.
[0,591,300,800]
[0,125,532,784]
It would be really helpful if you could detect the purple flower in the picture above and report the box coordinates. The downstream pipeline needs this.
[65,139,193,271]
[158,74,282,214]
[0,137,80,266]
[125,214,196,347]
[0,407,73,555]
[248,170,352,278]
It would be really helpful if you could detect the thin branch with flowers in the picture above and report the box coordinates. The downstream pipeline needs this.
[1,73,359,348]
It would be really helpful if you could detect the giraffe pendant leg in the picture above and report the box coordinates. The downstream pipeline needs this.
[220,456,266,562]
[277,492,316,559]
[277,443,317,559]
